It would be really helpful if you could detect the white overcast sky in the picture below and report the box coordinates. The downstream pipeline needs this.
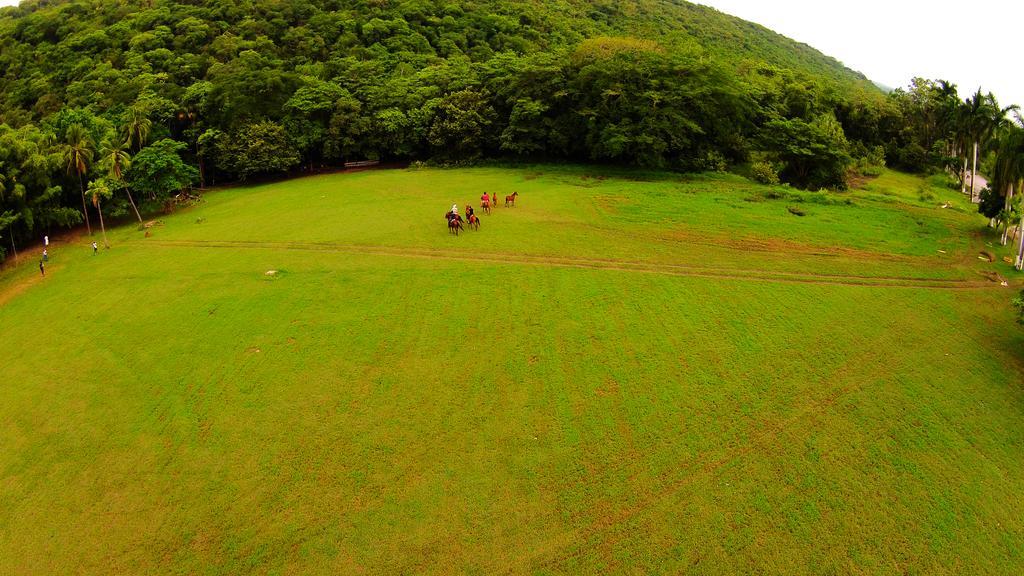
[697,0,1021,107]
[0,0,1017,106]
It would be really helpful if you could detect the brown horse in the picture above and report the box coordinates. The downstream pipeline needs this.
[445,211,464,235]
[505,191,518,207]
[467,214,481,231]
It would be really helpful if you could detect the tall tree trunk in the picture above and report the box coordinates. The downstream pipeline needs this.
[961,155,969,195]
[125,187,142,223]
[970,141,979,201]
[9,231,16,263]
[97,198,109,248]
[1017,213,1024,270]
[78,171,92,236]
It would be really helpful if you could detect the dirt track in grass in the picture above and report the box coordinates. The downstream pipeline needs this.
[145,238,1006,290]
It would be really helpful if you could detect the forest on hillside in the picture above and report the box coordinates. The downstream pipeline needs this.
[0,0,1014,258]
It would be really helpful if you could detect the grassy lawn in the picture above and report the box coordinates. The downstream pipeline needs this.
[1,166,1023,574]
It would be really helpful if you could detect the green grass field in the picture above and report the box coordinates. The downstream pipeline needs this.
[2,166,1024,574]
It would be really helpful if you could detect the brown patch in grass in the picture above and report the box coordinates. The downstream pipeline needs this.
[595,378,620,397]
[978,270,1008,284]
[657,228,913,263]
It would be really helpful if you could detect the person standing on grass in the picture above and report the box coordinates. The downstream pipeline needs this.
[42,249,48,262]
[92,241,97,255]
[39,259,44,277]
[44,235,49,247]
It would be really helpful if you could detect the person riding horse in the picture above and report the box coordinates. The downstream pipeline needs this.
[446,205,465,235]
[445,204,464,225]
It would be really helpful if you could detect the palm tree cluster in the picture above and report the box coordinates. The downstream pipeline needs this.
[987,121,1024,267]
[921,85,1014,201]
[898,82,1024,265]
[954,90,1017,201]
[57,105,151,248]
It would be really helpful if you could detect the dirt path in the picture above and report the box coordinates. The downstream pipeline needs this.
[145,239,1004,290]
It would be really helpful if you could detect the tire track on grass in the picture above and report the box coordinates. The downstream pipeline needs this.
[509,329,899,573]
[144,239,998,290]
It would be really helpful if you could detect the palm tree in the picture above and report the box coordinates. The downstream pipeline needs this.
[962,90,1017,201]
[961,90,989,199]
[997,207,1015,245]
[0,210,18,264]
[87,179,111,249]
[947,98,973,194]
[99,137,141,222]
[123,106,152,152]
[64,124,95,236]
[933,80,960,160]
[990,126,1024,260]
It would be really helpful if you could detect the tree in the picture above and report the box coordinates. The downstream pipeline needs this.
[99,138,141,222]
[123,105,153,152]
[196,128,225,187]
[64,123,95,236]
[87,178,112,248]
[127,139,198,207]
[500,98,550,156]
[989,125,1024,263]
[761,114,852,189]
[213,121,300,180]
[0,210,19,264]
[961,90,1017,201]
[283,79,346,168]
[324,92,369,161]
[1013,290,1024,324]
[428,89,497,161]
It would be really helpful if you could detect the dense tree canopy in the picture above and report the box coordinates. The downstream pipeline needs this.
[0,0,1014,257]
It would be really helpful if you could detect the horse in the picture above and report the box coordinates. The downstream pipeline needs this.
[481,199,490,215]
[505,191,518,207]
[445,211,464,235]
[467,214,481,231]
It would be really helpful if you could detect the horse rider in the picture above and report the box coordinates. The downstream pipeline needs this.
[466,205,475,221]
[450,203,459,220]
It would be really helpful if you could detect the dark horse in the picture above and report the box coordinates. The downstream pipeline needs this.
[445,211,464,235]
[505,191,518,207]
[467,213,481,231]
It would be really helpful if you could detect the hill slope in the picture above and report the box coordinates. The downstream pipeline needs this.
[0,0,872,121]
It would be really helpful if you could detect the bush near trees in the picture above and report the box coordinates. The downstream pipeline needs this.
[127,139,199,208]
[212,122,300,180]
[0,0,1016,258]
[751,161,780,185]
